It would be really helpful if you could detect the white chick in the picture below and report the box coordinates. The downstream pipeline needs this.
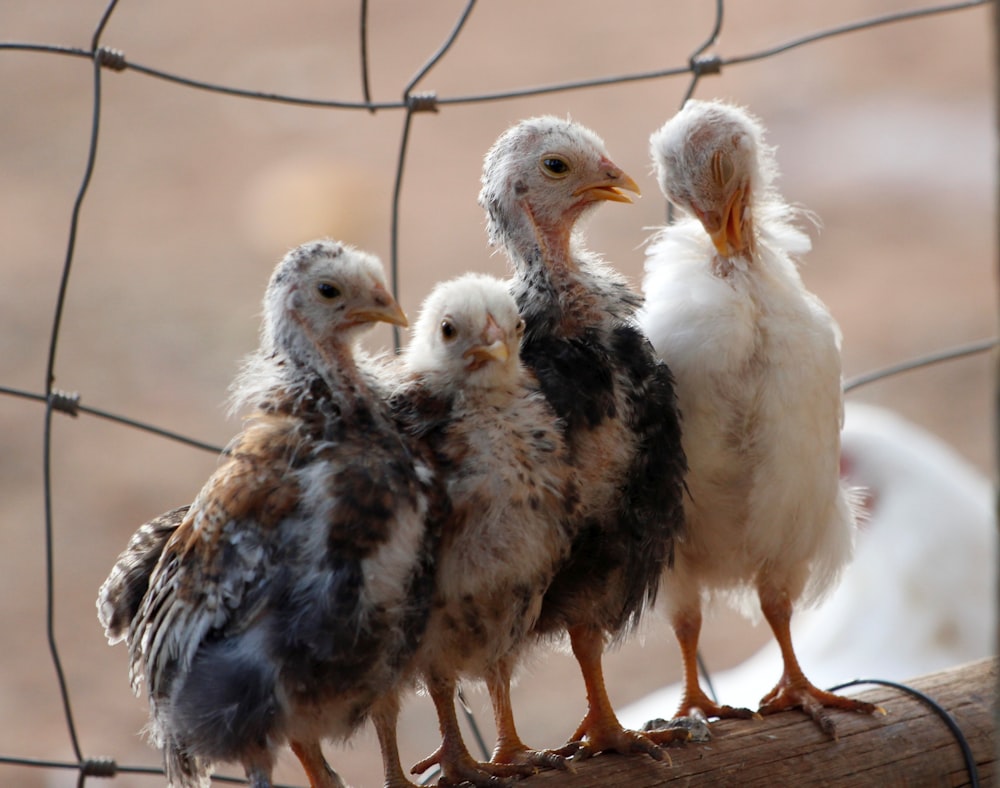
[638,99,879,736]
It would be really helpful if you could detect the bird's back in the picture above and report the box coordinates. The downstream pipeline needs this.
[516,254,686,639]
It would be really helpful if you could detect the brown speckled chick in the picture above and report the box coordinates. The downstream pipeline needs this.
[385,273,579,787]
[97,240,440,788]
[479,117,688,760]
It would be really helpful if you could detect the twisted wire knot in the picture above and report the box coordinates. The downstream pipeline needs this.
[407,92,439,113]
[80,757,117,777]
[690,54,722,77]
[95,47,127,71]
[49,389,81,417]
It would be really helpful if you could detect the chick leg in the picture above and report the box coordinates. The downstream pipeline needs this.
[289,739,346,788]
[560,625,684,761]
[487,658,569,772]
[758,588,884,738]
[671,609,755,720]
[371,692,420,788]
[411,676,534,787]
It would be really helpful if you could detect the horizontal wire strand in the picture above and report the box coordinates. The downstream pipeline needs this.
[1,0,992,784]
[0,1,988,110]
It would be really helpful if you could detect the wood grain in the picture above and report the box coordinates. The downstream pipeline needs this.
[522,658,995,787]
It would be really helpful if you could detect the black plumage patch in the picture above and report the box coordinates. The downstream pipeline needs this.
[610,327,686,628]
[170,635,280,761]
[269,561,387,693]
[520,329,616,435]
[519,314,686,636]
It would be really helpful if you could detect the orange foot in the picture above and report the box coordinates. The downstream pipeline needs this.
[677,685,758,722]
[492,741,572,774]
[553,707,689,764]
[758,675,886,739]
[411,744,536,788]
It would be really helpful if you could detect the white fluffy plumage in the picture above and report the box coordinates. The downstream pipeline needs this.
[621,403,997,725]
[638,99,877,734]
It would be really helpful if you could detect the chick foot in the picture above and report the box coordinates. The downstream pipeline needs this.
[554,708,675,764]
[411,745,535,788]
[676,685,758,722]
[491,741,573,774]
[758,675,886,738]
[289,739,347,788]
[487,663,572,775]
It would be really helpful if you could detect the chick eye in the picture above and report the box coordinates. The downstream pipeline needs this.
[316,282,341,299]
[515,318,526,336]
[541,155,570,177]
[440,320,457,340]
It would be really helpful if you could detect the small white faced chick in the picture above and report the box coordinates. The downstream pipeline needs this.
[404,272,523,393]
[392,273,580,785]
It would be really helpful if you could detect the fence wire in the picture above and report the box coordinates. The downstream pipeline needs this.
[0,1,995,786]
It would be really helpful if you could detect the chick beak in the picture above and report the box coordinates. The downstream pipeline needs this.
[463,313,510,370]
[709,184,753,259]
[347,283,409,327]
[573,157,641,204]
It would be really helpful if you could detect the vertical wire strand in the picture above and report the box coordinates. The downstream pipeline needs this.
[668,0,725,228]
[359,0,375,112]
[42,51,94,758]
[401,0,477,97]
[389,0,479,351]
[389,106,415,352]
[90,0,120,50]
[680,0,724,104]
[43,0,119,758]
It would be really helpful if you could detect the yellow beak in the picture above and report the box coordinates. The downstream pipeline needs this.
[709,184,753,259]
[464,340,509,367]
[463,313,510,368]
[347,284,408,327]
[573,158,641,204]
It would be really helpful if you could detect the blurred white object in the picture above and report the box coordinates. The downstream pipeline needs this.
[622,402,996,726]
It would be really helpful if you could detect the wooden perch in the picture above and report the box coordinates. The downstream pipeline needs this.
[522,657,995,786]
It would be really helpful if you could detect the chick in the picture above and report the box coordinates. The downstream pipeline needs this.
[479,117,687,758]
[639,100,880,735]
[98,240,438,787]
[386,273,577,786]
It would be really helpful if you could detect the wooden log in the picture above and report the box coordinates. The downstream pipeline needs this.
[522,657,995,787]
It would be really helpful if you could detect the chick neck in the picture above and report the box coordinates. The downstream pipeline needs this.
[512,197,610,332]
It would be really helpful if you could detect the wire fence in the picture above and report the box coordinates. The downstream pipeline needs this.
[1,1,995,786]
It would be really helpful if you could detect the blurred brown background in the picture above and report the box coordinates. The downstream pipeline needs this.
[1,2,995,786]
